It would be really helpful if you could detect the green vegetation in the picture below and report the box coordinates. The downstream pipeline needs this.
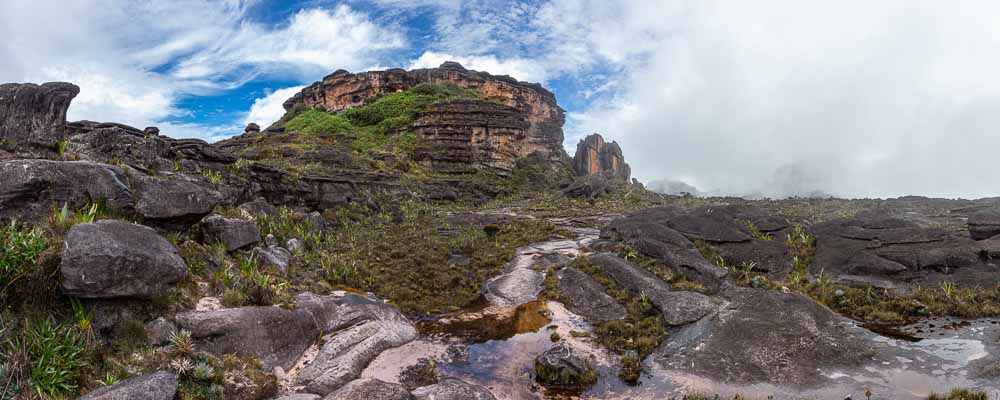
[214,255,290,308]
[564,256,666,384]
[927,388,990,400]
[284,110,354,137]
[0,221,47,298]
[1,317,89,399]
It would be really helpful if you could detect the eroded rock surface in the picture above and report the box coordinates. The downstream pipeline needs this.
[655,287,874,386]
[556,267,626,323]
[197,214,260,251]
[77,371,177,400]
[322,378,411,400]
[572,133,630,181]
[60,220,187,299]
[0,82,79,157]
[534,343,597,391]
[410,378,496,400]
[0,159,133,222]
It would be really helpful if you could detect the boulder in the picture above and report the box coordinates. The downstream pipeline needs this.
[145,317,177,346]
[77,371,177,400]
[410,378,496,400]
[198,214,260,251]
[534,343,597,391]
[60,220,187,299]
[245,122,261,133]
[239,197,280,218]
[135,176,224,226]
[655,287,874,386]
[0,82,79,155]
[572,133,630,181]
[556,267,626,323]
[295,297,417,395]
[589,253,717,326]
[175,306,320,370]
[254,245,292,274]
[323,378,411,400]
[968,209,1000,240]
[0,160,133,222]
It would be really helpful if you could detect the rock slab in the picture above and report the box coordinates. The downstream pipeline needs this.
[77,371,177,400]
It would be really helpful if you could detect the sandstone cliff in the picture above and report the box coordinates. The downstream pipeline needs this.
[279,62,566,170]
[572,133,630,181]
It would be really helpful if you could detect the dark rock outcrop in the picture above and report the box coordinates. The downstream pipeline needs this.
[77,371,177,400]
[323,378,412,400]
[197,214,260,251]
[571,133,630,181]
[534,343,597,391]
[134,175,224,227]
[556,267,626,322]
[968,209,1000,240]
[411,378,496,400]
[0,159,134,222]
[0,82,79,157]
[655,287,874,386]
[588,253,717,326]
[60,220,187,299]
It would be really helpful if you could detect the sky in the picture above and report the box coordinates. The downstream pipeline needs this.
[4,1,1000,199]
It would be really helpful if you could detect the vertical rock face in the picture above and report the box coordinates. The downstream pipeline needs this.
[0,82,79,155]
[411,99,529,173]
[281,62,565,160]
[572,133,630,180]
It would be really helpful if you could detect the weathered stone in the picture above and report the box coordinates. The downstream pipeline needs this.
[254,245,292,274]
[655,287,874,386]
[556,267,626,322]
[0,82,79,155]
[323,378,411,400]
[968,209,1000,240]
[589,253,717,326]
[175,306,320,370]
[145,317,177,346]
[275,395,321,400]
[411,378,496,400]
[198,214,260,251]
[135,175,224,226]
[238,197,280,218]
[571,133,630,181]
[245,122,261,133]
[68,126,173,172]
[534,343,597,391]
[411,99,530,173]
[0,160,133,222]
[60,220,187,299]
[77,371,177,400]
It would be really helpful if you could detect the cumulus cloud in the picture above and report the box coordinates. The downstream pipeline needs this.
[562,0,1000,199]
[0,1,402,142]
[243,86,306,128]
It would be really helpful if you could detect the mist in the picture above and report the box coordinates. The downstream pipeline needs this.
[568,1,1000,199]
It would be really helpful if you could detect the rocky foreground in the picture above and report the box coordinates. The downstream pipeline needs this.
[1,64,999,400]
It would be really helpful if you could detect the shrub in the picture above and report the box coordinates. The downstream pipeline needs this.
[285,109,353,137]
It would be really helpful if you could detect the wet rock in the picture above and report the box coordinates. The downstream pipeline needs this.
[175,306,320,370]
[714,239,790,275]
[145,317,177,346]
[78,371,177,400]
[968,209,1000,240]
[589,253,717,326]
[296,311,417,395]
[323,378,411,400]
[655,287,874,386]
[0,160,133,222]
[556,267,626,322]
[572,133,630,181]
[239,197,280,218]
[0,82,79,155]
[411,378,496,400]
[254,245,292,274]
[60,220,187,299]
[135,175,224,227]
[198,214,260,251]
[534,343,597,391]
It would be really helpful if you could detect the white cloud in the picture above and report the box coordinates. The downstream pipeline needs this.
[408,51,549,83]
[243,86,306,128]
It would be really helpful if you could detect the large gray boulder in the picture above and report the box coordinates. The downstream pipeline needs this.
[655,287,874,386]
[0,82,78,155]
[323,378,411,400]
[198,214,260,251]
[134,175,224,226]
[411,379,496,400]
[534,343,597,391]
[0,160,134,222]
[77,371,177,400]
[60,220,187,299]
[556,267,626,323]
[175,306,320,370]
[295,294,417,395]
[589,253,718,326]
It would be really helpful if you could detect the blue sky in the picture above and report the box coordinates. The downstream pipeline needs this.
[5,1,1000,198]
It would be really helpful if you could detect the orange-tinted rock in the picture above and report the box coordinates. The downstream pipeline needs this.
[572,133,630,180]
[282,62,564,161]
[411,99,528,173]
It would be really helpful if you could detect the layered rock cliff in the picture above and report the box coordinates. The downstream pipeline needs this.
[572,133,630,181]
[279,62,566,171]
[0,82,79,158]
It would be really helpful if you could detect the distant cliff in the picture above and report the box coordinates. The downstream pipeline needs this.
[572,133,630,181]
